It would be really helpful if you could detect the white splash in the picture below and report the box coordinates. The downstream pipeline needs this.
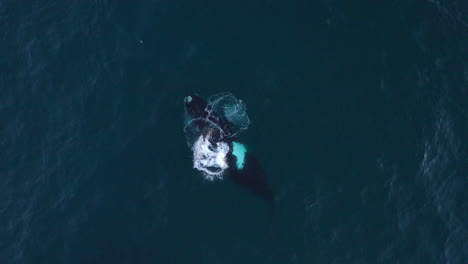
[192,133,230,181]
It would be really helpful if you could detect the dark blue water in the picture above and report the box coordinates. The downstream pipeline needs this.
[1,0,467,263]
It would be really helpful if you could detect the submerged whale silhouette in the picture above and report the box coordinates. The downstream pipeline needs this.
[184,93,274,211]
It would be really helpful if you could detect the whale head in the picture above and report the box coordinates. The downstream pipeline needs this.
[184,93,208,119]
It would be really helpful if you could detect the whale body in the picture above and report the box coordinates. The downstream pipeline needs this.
[184,93,274,210]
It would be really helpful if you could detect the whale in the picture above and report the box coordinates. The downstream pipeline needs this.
[184,94,274,211]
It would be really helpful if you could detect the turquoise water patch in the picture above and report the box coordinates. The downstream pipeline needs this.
[232,142,247,169]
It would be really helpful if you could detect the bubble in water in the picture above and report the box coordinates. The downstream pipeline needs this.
[208,93,250,137]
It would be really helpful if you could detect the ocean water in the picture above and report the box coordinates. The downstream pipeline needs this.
[1,0,467,263]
